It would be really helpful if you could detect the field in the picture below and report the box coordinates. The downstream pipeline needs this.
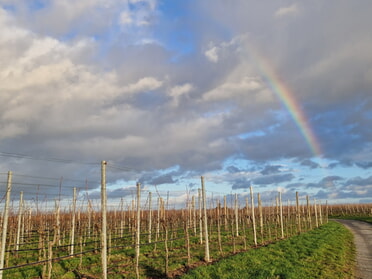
[180,221,355,279]
[0,169,371,278]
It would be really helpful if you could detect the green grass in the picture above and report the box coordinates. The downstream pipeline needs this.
[331,215,372,225]
[180,221,355,279]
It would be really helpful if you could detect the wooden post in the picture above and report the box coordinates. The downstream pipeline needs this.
[55,199,61,246]
[70,187,77,255]
[258,193,264,243]
[101,161,108,279]
[201,176,210,262]
[296,192,301,234]
[314,199,319,228]
[287,199,291,236]
[185,200,191,266]
[319,201,323,225]
[192,196,197,235]
[0,171,12,279]
[250,186,257,246]
[198,189,203,244]
[234,193,239,237]
[279,191,284,239]
[306,195,312,230]
[135,182,141,279]
[275,196,279,239]
[87,199,92,239]
[16,191,24,251]
[224,196,228,231]
[216,200,223,255]
[119,198,124,238]
[156,197,161,246]
[163,222,169,275]
[148,192,152,243]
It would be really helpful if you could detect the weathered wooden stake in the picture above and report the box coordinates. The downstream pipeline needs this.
[70,187,77,255]
[148,192,152,243]
[258,193,264,243]
[314,198,319,228]
[101,161,108,279]
[0,171,12,279]
[234,193,239,237]
[250,185,257,246]
[279,191,284,239]
[201,176,210,262]
[192,196,197,235]
[296,192,301,234]
[306,195,311,230]
[135,182,141,279]
[16,191,24,251]
[198,189,203,244]
[216,200,223,255]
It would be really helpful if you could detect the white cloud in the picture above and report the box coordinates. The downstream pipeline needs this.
[203,76,263,101]
[118,0,158,27]
[168,83,193,107]
[123,77,163,94]
[275,3,299,18]
[205,46,219,63]
[119,10,133,25]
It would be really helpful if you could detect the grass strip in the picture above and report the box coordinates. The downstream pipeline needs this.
[180,221,355,279]
[331,215,372,225]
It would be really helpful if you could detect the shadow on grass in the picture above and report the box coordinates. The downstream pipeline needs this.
[142,264,167,279]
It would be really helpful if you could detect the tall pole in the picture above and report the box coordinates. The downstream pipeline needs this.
[16,191,24,251]
[135,182,141,279]
[101,161,107,279]
[234,194,239,237]
[148,192,152,243]
[70,187,77,255]
[296,192,301,234]
[279,191,284,239]
[201,176,210,262]
[314,199,319,228]
[198,189,203,244]
[0,171,13,279]
[250,185,257,246]
[258,193,263,243]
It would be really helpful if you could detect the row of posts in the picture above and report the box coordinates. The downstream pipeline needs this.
[0,162,326,279]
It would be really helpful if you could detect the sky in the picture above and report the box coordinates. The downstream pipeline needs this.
[0,0,371,207]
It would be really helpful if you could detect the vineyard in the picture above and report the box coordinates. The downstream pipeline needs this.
[0,161,371,279]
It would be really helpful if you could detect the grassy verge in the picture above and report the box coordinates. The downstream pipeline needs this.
[331,215,372,225]
[179,221,355,279]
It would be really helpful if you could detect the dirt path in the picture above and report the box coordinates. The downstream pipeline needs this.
[335,219,372,279]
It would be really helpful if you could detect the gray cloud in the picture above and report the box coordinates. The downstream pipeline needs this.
[355,162,372,169]
[253,173,294,186]
[260,165,282,175]
[300,159,320,169]
[1,1,372,203]
[305,176,344,189]
[344,176,372,187]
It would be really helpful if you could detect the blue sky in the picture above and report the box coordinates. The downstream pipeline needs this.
[0,0,371,207]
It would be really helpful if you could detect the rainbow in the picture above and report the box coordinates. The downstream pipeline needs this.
[250,48,322,157]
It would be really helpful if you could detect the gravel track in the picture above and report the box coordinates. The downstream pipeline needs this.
[335,219,372,279]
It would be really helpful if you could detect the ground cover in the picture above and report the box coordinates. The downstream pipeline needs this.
[179,221,355,279]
